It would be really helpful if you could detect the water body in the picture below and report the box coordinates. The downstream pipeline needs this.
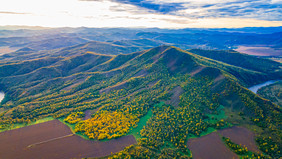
[0,92,4,102]
[248,80,279,94]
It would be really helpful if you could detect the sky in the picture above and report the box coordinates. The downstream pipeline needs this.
[0,0,282,28]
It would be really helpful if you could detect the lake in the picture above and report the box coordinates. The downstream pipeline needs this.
[0,92,4,102]
[248,80,279,94]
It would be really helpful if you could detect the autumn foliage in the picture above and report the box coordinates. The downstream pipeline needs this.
[64,112,84,124]
[75,111,139,140]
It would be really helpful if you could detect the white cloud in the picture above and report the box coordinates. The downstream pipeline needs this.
[169,0,282,21]
[147,0,239,5]
[271,0,282,4]
[0,0,281,28]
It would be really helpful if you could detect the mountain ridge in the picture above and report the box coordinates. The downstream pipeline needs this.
[0,45,280,158]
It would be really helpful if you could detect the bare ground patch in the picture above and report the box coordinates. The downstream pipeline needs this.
[83,108,100,120]
[187,132,238,159]
[133,69,148,77]
[214,74,225,83]
[165,86,184,107]
[189,66,205,76]
[99,81,128,94]
[148,79,160,87]
[120,80,159,100]
[120,87,147,100]
[61,78,86,91]
[211,74,226,91]
[218,126,260,153]
[0,120,136,159]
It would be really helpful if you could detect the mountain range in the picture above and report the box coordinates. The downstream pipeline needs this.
[0,27,281,158]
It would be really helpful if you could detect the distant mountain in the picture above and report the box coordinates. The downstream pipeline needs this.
[0,27,281,59]
[56,39,162,56]
[14,36,89,51]
[0,39,163,61]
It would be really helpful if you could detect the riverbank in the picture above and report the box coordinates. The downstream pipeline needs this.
[248,80,280,94]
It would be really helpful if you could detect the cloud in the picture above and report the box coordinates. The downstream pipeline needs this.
[0,0,281,28]
[83,0,184,13]
[0,11,30,15]
[115,0,282,21]
[271,0,282,4]
[114,0,184,13]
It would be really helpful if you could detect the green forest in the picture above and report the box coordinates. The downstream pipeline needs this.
[0,46,281,158]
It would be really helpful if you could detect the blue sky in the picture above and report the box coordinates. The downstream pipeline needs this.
[0,0,281,28]
[118,0,282,20]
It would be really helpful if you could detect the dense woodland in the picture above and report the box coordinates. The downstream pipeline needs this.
[257,81,282,107]
[0,46,281,158]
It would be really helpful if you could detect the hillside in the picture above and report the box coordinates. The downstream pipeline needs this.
[189,49,282,86]
[257,81,282,106]
[189,49,281,74]
[0,46,280,158]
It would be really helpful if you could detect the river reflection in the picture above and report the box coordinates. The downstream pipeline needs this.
[248,80,279,94]
[0,92,4,102]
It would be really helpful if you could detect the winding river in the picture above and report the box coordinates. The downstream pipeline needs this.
[0,92,4,103]
[248,80,279,94]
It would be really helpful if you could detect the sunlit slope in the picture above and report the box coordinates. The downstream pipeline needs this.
[189,49,282,86]
[0,46,280,158]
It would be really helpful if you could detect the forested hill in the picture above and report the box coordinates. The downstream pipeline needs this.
[189,49,282,86]
[189,49,281,74]
[0,46,281,158]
